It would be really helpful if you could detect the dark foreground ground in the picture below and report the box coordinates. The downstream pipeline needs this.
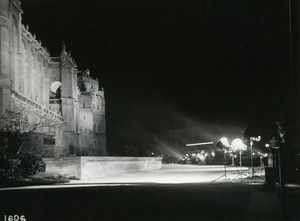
[0,183,257,221]
[0,182,299,221]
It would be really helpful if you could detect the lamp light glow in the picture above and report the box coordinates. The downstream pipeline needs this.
[231,138,247,152]
[219,137,231,148]
[250,136,261,142]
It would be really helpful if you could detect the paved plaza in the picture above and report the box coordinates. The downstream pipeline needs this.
[69,164,258,185]
[0,164,299,221]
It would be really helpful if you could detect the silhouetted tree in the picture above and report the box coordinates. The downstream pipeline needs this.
[0,109,63,179]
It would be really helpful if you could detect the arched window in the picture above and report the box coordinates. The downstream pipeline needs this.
[50,81,62,99]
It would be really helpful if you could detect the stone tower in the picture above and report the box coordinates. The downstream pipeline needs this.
[77,70,107,155]
[49,44,80,155]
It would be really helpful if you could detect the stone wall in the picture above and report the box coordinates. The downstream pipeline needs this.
[44,157,81,178]
[44,157,162,180]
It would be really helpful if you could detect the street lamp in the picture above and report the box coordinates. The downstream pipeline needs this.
[231,138,247,178]
[250,136,261,174]
[240,136,266,183]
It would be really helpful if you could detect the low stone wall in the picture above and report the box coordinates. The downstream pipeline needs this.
[43,157,163,180]
[43,157,81,178]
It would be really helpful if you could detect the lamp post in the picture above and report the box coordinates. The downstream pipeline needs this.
[250,136,261,176]
[231,138,247,178]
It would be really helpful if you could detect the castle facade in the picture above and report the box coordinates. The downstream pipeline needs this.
[0,0,107,156]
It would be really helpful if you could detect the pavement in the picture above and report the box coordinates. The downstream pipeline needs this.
[0,164,299,221]
[245,191,283,221]
[245,183,300,221]
[69,164,253,184]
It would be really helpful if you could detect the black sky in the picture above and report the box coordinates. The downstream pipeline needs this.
[21,0,293,150]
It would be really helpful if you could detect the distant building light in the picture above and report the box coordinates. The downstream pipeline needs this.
[186,142,213,147]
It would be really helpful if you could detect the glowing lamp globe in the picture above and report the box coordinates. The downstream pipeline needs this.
[216,137,231,151]
[220,137,230,147]
[231,138,247,152]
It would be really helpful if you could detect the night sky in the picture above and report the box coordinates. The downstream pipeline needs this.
[21,0,294,150]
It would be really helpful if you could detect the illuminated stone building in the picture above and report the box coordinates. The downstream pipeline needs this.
[0,0,107,156]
